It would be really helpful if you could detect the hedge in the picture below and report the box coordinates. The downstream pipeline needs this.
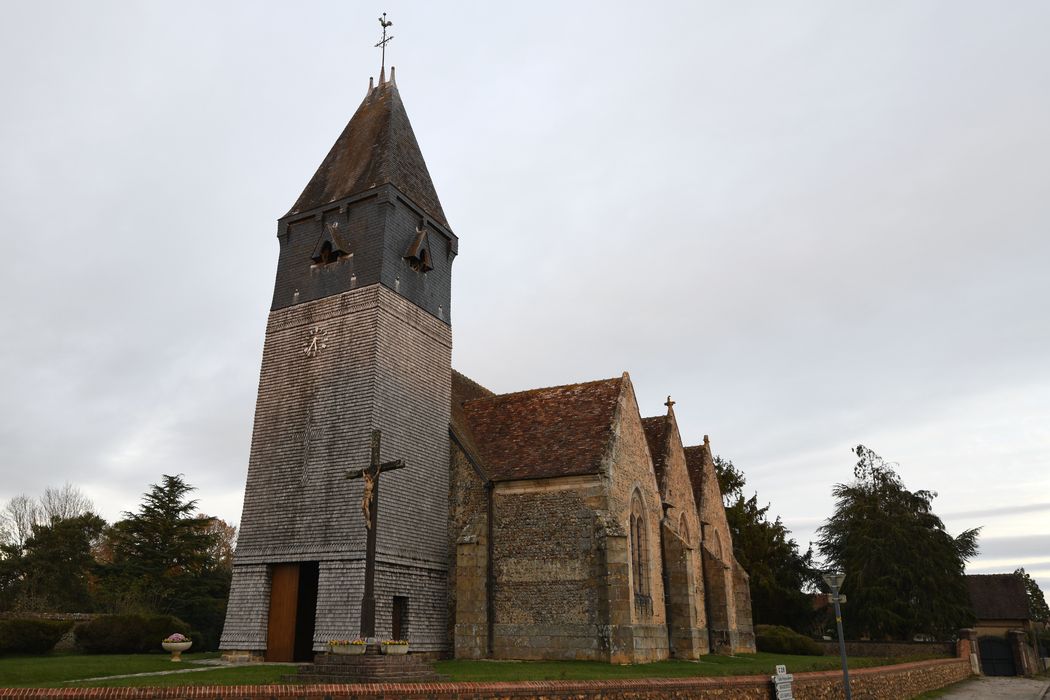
[0,618,73,655]
[74,614,195,654]
[755,624,825,656]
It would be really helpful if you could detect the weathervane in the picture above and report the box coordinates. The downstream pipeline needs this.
[375,12,394,74]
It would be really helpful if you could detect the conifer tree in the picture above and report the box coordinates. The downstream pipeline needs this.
[816,445,979,639]
[1014,567,1050,623]
[102,475,230,647]
[714,456,817,631]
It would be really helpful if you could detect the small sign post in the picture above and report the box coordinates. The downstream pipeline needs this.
[771,665,794,700]
[823,571,852,700]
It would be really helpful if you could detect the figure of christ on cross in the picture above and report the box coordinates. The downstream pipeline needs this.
[345,429,405,639]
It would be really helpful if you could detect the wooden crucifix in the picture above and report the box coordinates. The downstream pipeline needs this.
[345,429,405,639]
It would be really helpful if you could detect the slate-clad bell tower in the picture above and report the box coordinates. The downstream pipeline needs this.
[220,69,456,660]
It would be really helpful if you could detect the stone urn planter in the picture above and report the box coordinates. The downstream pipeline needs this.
[329,642,367,655]
[381,641,409,655]
[161,638,193,662]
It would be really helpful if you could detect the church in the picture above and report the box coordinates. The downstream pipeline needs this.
[218,64,755,664]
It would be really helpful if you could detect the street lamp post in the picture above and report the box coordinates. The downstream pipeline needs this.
[823,572,851,700]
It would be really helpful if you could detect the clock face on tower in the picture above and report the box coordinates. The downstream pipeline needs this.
[303,327,328,358]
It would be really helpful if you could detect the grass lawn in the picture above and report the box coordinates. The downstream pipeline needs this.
[66,665,294,688]
[0,651,945,688]
[435,652,939,682]
[0,652,222,687]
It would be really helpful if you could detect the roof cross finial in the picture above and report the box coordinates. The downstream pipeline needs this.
[665,395,675,410]
[375,12,394,77]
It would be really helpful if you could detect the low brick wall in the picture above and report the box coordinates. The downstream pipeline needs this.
[817,640,955,658]
[0,658,971,700]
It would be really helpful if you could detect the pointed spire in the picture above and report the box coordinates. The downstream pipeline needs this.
[287,75,448,227]
[379,65,386,84]
[368,76,374,93]
[390,66,396,84]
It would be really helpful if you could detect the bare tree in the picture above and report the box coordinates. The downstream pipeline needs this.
[196,514,237,570]
[2,494,41,549]
[40,483,93,522]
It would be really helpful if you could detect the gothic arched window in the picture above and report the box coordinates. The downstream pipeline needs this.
[630,491,650,599]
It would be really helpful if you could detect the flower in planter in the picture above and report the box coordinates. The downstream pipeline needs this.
[381,639,408,645]
[163,633,190,643]
[328,639,367,646]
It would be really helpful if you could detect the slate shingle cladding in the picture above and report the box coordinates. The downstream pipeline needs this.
[286,76,448,229]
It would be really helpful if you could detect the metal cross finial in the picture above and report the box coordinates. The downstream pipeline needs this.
[375,12,394,74]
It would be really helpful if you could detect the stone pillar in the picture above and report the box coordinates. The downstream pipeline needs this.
[1008,628,1034,676]
[601,532,634,664]
[957,628,980,675]
[701,547,732,654]
[731,560,756,653]
[660,523,704,659]
[454,524,488,659]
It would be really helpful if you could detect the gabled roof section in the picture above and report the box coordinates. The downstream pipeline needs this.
[287,74,448,228]
[641,415,670,490]
[966,573,1030,620]
[450,370,494,478]
[460,376,624,482]
[683,443,711,510]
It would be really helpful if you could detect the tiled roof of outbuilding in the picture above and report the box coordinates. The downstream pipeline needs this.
[287,75,448,228]
[459,376,624,482]
[966,574,1030,621]
[641,416,669,489]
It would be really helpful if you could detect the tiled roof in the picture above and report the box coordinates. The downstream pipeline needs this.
[683,444,710,509]
[287,76,448,228]
[450,370,493,478]
[641,416,669,490]
[459,376,624,482]
[966,574,1030,621]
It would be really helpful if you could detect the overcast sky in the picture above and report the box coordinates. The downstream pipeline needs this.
[1,1,1048,591]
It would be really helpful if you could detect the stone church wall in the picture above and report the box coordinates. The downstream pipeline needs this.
[653,411,708,640]
[491,477,606,660]
[604,376,669,662]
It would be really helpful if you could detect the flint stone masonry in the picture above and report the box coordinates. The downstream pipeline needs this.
[491,482,603,660]
[221,283,452,653]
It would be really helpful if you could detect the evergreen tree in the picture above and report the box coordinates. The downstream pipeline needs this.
[816,445,979,640]
[1014,567,1049,623]
[101,475,231,647]
[713,456,817,631]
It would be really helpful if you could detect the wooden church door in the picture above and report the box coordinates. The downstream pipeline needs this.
[266,563,319,662]
[267,564,299,662]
